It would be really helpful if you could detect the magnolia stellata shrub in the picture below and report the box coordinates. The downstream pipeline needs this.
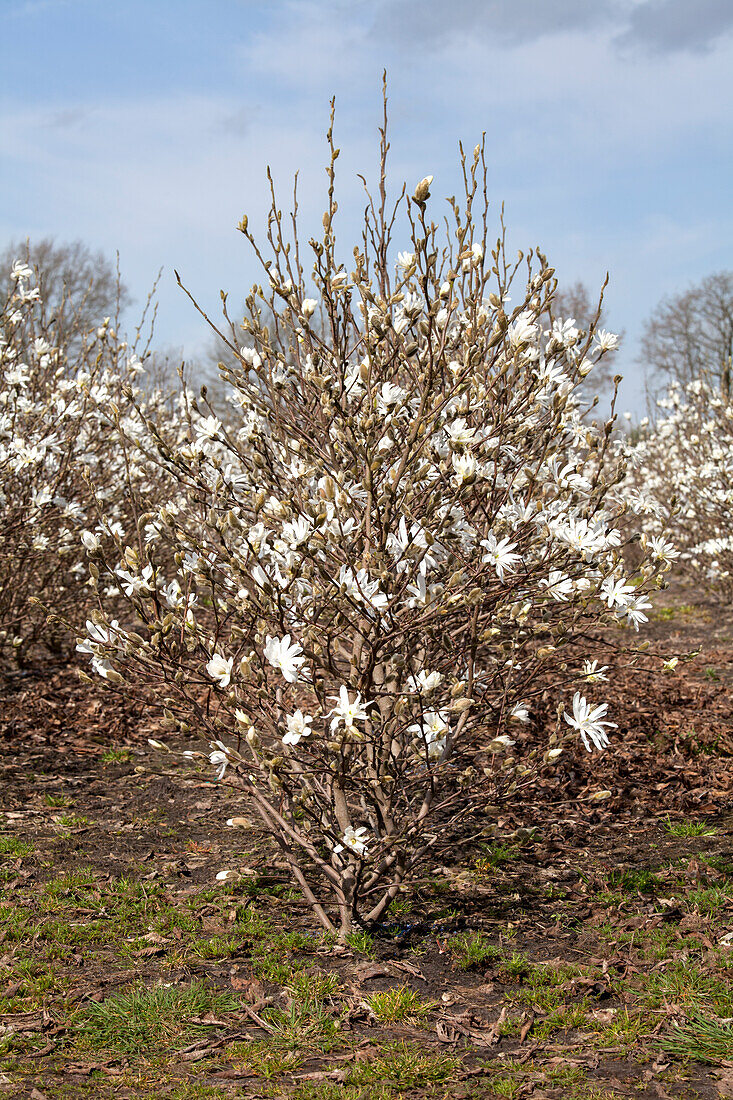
[0,261,175,658]
[625,377,732,595]
[76,121,669,936]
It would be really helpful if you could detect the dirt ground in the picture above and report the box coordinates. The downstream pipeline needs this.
[1,583,733,1099]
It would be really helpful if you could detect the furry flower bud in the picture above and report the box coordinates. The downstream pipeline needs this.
[413,175,433,203]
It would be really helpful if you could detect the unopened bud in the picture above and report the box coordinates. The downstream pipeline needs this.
[413,175,433,203]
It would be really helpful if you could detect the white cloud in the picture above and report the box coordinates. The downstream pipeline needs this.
[0,89,378,352]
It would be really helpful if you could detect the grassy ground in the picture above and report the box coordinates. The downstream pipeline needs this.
[2,585,733,1099]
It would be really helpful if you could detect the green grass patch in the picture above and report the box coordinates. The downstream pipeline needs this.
[686,882,733,916]
[344,1042,461,1087]
[56,812,89,829]
[532,999,591,1040]
[499,950,531,981]
[0,835,34,859]
[608,867,660,894]
[43,866,97,897]
[187,934,241,960]
[265,1084,397,1100]
[365,984,437,1025]
[76,980,240,1055]
[663,818,718,838]
[662,1010,733,1063]
[227,1039,305,1078]
[288,969,341,1002]
[0,959,61,1013]
[260,973,341,1048]
[447,930,502,970]
[345,930,376,958]
[640,961,733,1015]
[43,792,72,807]
[473,840,522,873]
[653,604,696,622]
[101,748,132,764]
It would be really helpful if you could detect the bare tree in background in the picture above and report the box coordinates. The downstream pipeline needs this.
[0,237,131,351]
[551,280,605,333]
[640,270,733,398]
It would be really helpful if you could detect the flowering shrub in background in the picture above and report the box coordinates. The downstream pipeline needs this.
[0,261,172,658]
[76,110,670,936]
[625,378,731,596]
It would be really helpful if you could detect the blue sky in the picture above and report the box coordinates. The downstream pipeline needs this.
[2,0,732,410]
